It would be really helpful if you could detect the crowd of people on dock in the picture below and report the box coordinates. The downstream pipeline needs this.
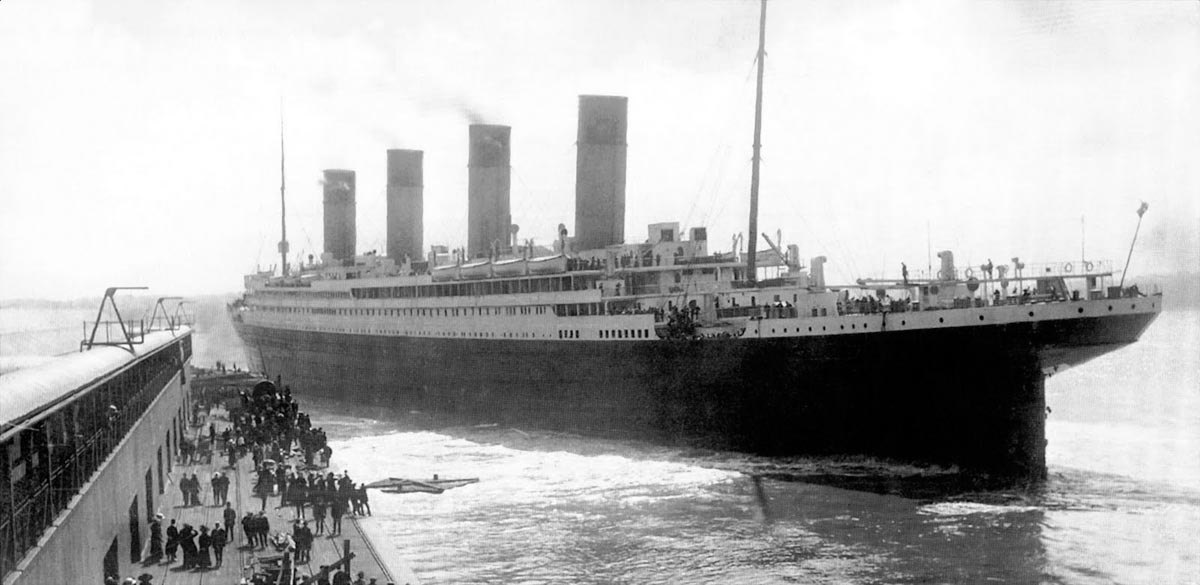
[104,375,396,585]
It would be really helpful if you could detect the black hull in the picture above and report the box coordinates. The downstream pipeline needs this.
[233,311,1158,480]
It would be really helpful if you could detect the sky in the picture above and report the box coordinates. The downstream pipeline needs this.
[1,0,1198,300]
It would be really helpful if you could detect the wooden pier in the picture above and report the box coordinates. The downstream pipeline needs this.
[134,406,418,585]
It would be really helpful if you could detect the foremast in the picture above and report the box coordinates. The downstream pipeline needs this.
[279,107,290,277]
[745,0,768,284]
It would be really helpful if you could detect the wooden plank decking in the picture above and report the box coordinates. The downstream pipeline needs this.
[134,411,419,585]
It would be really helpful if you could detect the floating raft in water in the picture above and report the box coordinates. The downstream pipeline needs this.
[364,476,480,494]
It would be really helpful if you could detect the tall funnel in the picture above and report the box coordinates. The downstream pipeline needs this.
[387,149,423,264]
[322,169,356,260]
[574,95,628,251]
[467,124,511,258]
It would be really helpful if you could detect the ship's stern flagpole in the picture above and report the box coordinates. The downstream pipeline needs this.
[746,0,767,284]
[1119,201,1149,289]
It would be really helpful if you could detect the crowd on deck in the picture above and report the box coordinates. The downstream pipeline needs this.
[103,376,395,585]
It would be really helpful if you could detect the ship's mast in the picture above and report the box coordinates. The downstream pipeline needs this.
[746,0,767,284]
[278,108,290,276]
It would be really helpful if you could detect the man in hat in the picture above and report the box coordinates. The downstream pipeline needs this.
[164,518,179,564]
[224,502,238,543]
[178,523,197,569]
[211,523,227,567]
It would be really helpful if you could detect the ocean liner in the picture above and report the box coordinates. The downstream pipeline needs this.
[231,2,1160,480]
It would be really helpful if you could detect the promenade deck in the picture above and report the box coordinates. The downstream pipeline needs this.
[132,408,418,585]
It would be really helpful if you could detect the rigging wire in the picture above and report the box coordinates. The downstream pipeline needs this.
[681,55,760,243]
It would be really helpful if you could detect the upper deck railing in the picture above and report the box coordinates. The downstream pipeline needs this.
[904,259,1115,283]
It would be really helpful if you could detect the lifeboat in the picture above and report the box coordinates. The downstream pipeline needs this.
[431,264,459,282]
[459,260,492,280]
[527,254,567,275]
[492,257,527,277]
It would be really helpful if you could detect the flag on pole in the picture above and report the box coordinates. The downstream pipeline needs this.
[1137,201,1149,217]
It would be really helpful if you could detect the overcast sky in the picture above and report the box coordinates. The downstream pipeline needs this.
[1,0,1197,300]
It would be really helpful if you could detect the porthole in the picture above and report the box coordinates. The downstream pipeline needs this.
[1108,305,1113,311]
[901,320,906,326]
[979,315,985,321]
[1028,311,1034,317]
[808,327,813,332]
[938,317,944,323]
[1131,304,1136,310]
[851,324,855,329]
[1077,307,1083,314]
[839,325,844,330]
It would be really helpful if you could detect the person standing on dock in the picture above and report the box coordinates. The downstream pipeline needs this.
[164,519,179,564]
[210,523,226,568]
[257,512,271,549]
[312,498,327,535]
[330,496,344,535]
[358,483,371,516]
[241,512,254,548]
[177,473,190,506]
[293,474,308,519]
[223,503,237,543]
[178,523,197,569]
[196,525,211,571]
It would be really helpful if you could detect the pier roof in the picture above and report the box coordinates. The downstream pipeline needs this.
[0,328,190,435]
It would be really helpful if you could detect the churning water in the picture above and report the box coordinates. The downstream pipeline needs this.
[4,304,1197,583]
[311,311,1200,584]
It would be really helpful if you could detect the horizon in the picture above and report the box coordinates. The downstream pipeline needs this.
[2,0,1198,301]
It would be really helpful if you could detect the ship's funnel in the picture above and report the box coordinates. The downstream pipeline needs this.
[387,150,423,264]
[574,95,628,251]
[322,169,356,261]
[468,124,511,258]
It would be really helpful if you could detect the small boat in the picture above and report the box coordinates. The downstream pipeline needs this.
[364,476,480,494]
[459,260,492,279]
[492,257,527,276]
[526,254,566,274]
